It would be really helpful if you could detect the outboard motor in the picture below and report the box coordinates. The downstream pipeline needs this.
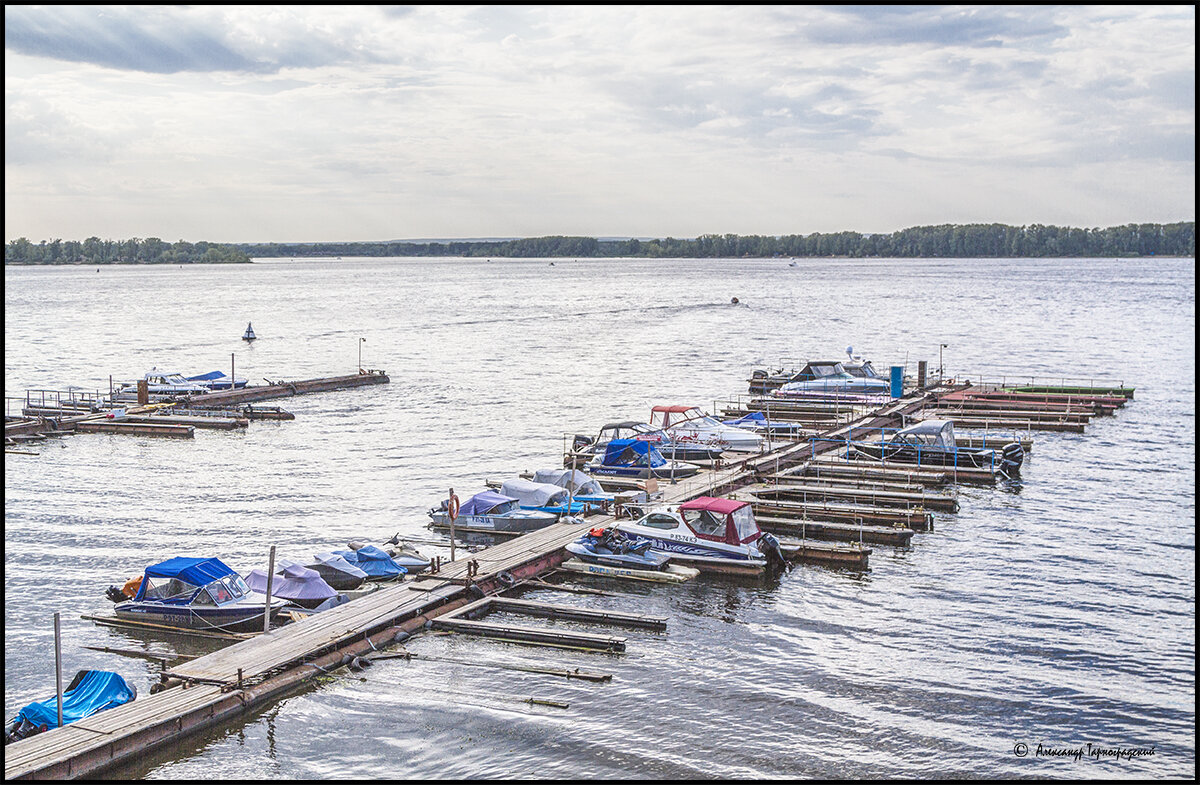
[105,585,127,604]
[572,434,594,451]
[758,532,787,570]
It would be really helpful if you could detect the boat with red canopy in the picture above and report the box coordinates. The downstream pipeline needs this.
[614,496,782,573]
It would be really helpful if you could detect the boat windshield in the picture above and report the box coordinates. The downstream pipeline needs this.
[223,575,249,599]
[640,512,679,530]
[140,576,201,602]
[682,508,727,539]
[810,364,841,377]
[207,579,235,604]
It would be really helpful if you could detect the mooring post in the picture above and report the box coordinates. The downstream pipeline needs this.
[54,611,64,728]
[448,487,457,563]
[231,353,235,391]
[263,545,276,633]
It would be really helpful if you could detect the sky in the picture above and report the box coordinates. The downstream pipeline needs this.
[4,5,1195,244]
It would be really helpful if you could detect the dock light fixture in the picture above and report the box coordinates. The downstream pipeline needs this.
[358,337,366,373]
[939,344,948,385]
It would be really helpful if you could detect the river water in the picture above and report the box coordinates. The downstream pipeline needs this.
[3,256,1195,778]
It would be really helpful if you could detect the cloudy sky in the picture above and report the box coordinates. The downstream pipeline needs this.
[4,5,1195,243]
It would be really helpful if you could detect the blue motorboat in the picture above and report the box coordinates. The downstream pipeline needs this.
[110,556,288,633]
[5,670,136,745]
[565,527,672,570]
[583,439,701,479]
[333,545,408,581]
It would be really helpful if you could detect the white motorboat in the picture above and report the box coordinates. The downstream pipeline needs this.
[649,405,764,453]
[614,497,783,572]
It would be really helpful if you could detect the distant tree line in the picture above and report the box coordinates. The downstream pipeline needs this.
[4,237,251,265]
[233,222,1194,259]
[6,222,1193,264]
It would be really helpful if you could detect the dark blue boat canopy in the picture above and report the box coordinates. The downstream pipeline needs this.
[134,557,240,602]
[602,438,668,468]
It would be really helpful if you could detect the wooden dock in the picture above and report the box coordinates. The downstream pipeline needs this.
[5,373,1131,779]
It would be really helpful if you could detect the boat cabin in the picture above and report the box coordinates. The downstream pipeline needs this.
[132,557,251,608]
[636,498,762,546]
[891,419,956,449]
[783,361,853,384]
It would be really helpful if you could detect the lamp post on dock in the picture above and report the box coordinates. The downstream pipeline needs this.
[939,344,948,386]
[358,337,365,373]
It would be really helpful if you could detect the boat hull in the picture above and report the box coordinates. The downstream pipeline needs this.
[583,462,700,479]
[113,599,284,633]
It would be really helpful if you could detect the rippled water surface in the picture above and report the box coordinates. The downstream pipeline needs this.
[4,257,1195,778]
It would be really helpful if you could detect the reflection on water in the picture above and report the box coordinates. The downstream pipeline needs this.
[4,256,1194,778]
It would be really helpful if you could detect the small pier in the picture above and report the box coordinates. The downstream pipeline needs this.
[4,370,1133,779]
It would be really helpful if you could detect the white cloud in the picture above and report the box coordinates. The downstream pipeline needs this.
[4,5,1194,242]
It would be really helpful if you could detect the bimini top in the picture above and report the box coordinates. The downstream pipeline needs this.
[600,439,667,468]
[132,556,244,604]
[459,490,518,516]
[677,496,761,545]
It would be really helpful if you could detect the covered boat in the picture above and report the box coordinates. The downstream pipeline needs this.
[6,670,136,745]
[428,490,559,533]
[333,545,408,581]
[306,552,369,591]
[649,406,764,453]
[569,422,725,464]
[245,563,339,609]
[614,497,784,572]
[111,556,287,633]
[721,411,807,437]
[583,438,701,479]
[851,419,1023,475]
[346,535,432,573]
[498,479,599,515]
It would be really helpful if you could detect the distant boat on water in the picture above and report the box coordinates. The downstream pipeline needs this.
[243,322,256,342]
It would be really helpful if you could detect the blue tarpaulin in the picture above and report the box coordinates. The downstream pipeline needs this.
[13,671,136,730]
[601,439,667,468]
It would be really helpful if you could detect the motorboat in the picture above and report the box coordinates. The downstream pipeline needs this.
[116,369,211,397]
[306,552,369,591]
[498,479,601,516]
[108,556,288,633]
[6,670,136,745]
[649,405,764,453]
[243,322,257,342]
[332,545,408,581]
[721,411,808,438]
[184,370,249,390]
[851,419,1023,476]
[772,360,890,397]
[245,562,340,609]
[613,497,784,572]
[582,439,701,479]
[749,348,891,395]
[564,527,672,570]
[428,490,559,533]
[569,421,725,464]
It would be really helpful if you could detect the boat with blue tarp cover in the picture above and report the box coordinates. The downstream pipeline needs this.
[429,490,560,533]
[721,410,808,437]
[109,556,286,633]
[333,545,408,581]
[5,670,136,745]
[582,438,701,479]
[185,370,249,390]
[569,422,725,464]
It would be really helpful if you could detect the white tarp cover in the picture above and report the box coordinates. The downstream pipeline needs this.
[499,479,569,507]
[532,468,605,496]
